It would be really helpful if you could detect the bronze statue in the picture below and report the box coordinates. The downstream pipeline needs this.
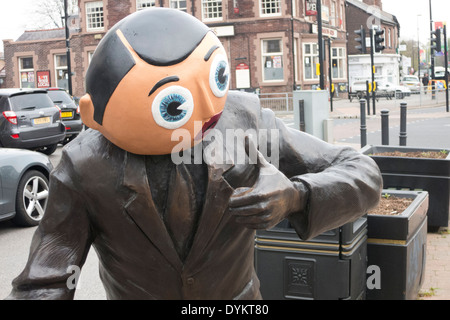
[7,8,382,300]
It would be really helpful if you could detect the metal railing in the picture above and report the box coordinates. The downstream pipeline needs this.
[257,92,293,112]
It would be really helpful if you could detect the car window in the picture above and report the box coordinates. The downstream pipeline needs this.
[9,93,55,111]
[46,90,73,104]
[403,77,418,81]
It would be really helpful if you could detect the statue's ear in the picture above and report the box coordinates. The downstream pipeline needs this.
[79,94,101,130]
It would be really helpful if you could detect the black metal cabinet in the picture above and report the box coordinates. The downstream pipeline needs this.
[255,217,367,300]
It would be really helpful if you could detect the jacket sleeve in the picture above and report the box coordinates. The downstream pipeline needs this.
[258,107,383,240]
[6,148,93,300]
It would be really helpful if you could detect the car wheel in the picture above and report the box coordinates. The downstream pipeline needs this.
[12,170,49,227]
[38,144,58,155]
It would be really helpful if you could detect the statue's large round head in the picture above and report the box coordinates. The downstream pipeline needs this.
[79,8,229,155]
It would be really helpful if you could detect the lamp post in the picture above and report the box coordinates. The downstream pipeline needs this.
[317,0,325,90]
[417,14,421,78]
[429,0,435,99]
[64,0,73,95]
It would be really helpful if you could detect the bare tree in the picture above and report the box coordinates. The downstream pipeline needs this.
[27,0,76,30]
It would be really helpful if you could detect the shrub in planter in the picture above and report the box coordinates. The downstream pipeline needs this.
[366,189,428,300]
[360,145,450,230]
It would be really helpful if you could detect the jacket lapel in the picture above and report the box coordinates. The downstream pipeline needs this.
[122,151,183,272]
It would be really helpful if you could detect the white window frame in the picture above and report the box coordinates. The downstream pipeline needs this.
[201,0,223,22]
[331,47,346,80]
[88,51,95,65]
[19,57,35,88]
[303,43,319,81]
[170,0,187,12]
[54,54,69,90]
[137,0,156,10]
[261,38,284,82]
[388,29,392,48]
[331,1,336,27]
[85,1,104,32]
[260,0,281,17]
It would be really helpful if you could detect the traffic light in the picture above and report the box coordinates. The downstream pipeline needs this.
[374,28,385,53]
[355,26,366,54]
[431,28,442,55]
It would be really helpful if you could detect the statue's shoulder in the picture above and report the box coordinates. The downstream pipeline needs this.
[220,91,276,130]
[62,129,124,166]
[224,91,261,115]
[220,91,262,128]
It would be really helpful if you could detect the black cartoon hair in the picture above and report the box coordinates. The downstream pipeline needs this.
[85,8,210,125]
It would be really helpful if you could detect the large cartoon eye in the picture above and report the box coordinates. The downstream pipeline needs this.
[209,54,230,98]
[152,86,194,129]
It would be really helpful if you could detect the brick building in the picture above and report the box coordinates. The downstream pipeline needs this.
[346,0,400,56]
[345,0,401,88]
[3,0,349,99]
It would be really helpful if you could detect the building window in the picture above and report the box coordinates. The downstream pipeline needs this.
[331,1,336,26]
[262,39,284,82]
[388,29,392,48]
[19,57,35,88]
[137,0,155,10]
[86,1,104,32]
[202,0,222,21]
[294,38,299,82]
[55,54,68,91]
[170,0,187,12]
[332,47,346,79]
[303,43,319,81]
[260,0,281,16]
[88,51,95,65]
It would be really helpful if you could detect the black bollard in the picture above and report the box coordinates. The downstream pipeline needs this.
[399,102,407,146]
[381,109,389,145]
[298,99,305,132]
[360,99,367,148]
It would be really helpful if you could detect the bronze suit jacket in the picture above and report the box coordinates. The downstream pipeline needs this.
[7,91,382,300]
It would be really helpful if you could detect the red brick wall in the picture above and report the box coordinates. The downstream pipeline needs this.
[3,39,65,89]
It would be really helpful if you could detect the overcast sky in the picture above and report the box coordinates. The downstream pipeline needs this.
[0,0,448,52]
[383,0,450,43]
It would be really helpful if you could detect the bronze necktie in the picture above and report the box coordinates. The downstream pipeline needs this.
[165,163,198,261]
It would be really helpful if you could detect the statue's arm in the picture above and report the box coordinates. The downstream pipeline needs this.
[6,149,93,300]
[259,107,383,240]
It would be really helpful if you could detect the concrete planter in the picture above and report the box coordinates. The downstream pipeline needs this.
[360,145,450,229]
[366,189,429,300]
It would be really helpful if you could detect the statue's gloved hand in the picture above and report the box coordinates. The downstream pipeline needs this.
[228,137,308,230]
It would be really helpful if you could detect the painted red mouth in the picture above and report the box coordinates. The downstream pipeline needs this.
[195,111,223,141]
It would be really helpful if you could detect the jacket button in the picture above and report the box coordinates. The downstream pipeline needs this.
[186,277,195,285]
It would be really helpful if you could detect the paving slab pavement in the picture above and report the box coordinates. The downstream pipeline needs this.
[331,98,450,300]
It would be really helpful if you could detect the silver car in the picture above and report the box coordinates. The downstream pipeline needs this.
[0,88,66,155]
[0,148,53,227]
[400,76,421,92]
